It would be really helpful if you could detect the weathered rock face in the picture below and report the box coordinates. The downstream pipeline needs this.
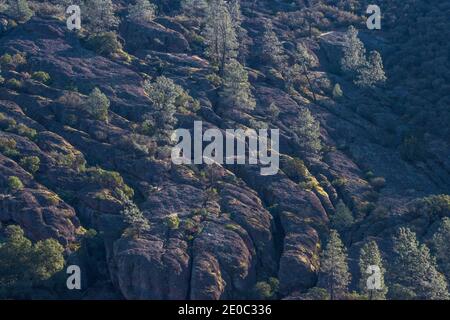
[120,20,190,55]
[112,236,191,299]
[318,31,347,74]
[0,154,79,245]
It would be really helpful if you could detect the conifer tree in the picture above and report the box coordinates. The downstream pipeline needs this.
[261,21,285,67]
[331,200,354,233]
[0,225,64,298]
[226,0,248,62]
[85,87,110,122]
[128,0,157,23]
[219,59,255,111]
[318,229,351,300]
[340,26,366,74]
[293,107,321,156]
[390,227,449,300]
[295,43,317,101]
[203,0,238,74]
[431,217,450,281]
[358,240,387,300]
[6,0,32,22]
[143,76,186,141]
[355,50,387,88]
[84,0,119,33]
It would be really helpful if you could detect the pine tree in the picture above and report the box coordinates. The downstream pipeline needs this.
[331,200,354,233]
[121,199,151,238]
[6,0,33,22]
[295,43,317,101]
[431,217,450,281]
[143,76,184,141]
[358,240,387,300]
[340,26,367,74]
[261,21,285,67]
[84,0,119,33]
[226,0,248,62]
[203,0,238,74]
[219,59,255,111]
[390,227,449,300]
[0,225,64,298]
[85,87,110,122]
[128,0,157,23]
[355,50,387,88]
[293,107,321,156]
[318,229,351,300]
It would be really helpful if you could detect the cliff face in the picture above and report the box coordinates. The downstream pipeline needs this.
[0,0,449,300]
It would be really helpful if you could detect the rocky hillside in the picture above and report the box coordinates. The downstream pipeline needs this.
[0,0,449,300]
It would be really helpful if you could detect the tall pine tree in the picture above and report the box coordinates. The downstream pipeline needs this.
[292,107,321,157]
[340,26,366,75]
[261,21,285,68]
[355,50,387,88]
[143,76,185,142]
[431,217,450,281]
[84,0,119,33]
[219,59,255,111]
[203,0,238,74]
[127,0,157,23]
[390,227,449,300]
[318,229,351,300]
[358,240,387,300]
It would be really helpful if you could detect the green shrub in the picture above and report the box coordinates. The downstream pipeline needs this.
[31,71,51,84]
[166,213,180,230]
[282,157,309,182]
[253,278,279,300]
[15,123,37,140]
[8,176,24,191]
[332,177,348,187]
[0,53,13,65]
[12,53,26,65]
[50,151,86,172]
[20,156,40,174]
[85,32,123,56]
[0,136,19,157]
[6,78,22,89]
[139,119,155,136]
[87,167,134,199]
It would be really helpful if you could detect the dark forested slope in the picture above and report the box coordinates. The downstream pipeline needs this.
[0,0,449,300]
